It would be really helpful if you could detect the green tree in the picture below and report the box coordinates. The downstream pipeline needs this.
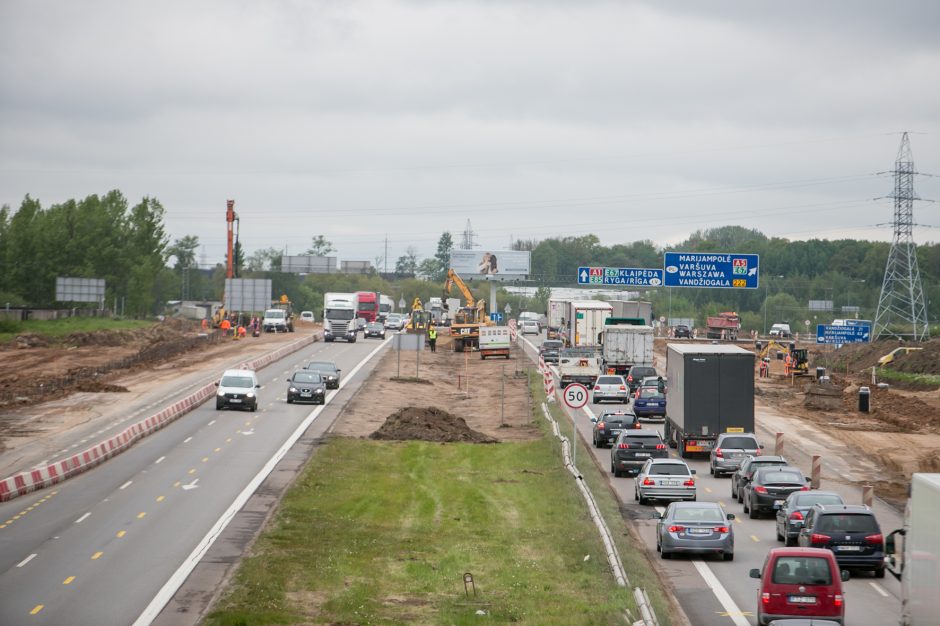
[306,235,335,256]
[433,231,453,281]
[246,246,284,272]
[395,246,419,277]
[168,235,200,270]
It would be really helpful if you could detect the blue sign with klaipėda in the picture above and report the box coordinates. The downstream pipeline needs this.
[577,266,663,286]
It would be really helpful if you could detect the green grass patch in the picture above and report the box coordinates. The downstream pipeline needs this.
[877,368,940,390]
[206,374,666,625]
[0,317,152,343]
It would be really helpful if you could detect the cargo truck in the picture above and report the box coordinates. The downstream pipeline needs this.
[479,325,511,360]
[706,311,741,340]
[563,300,612,347]
[547,298,568,340]
[323,292,358,342]
[664,344,755,458]
[886,473,940,626]
[558,347,602,388]
[609,300,653,325]
[600,324,654,376]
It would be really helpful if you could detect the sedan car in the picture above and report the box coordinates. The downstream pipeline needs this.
[364,322,386,339]
[539,339,563,365]
[775,491,845,546]
[635,458,697,504]
[384,314,405,330]
[592,375,629,404]
[657,501,734,561]
[591,410,639,448]
[709,432,764,477]
[286,371,326,404]
[743,466,810,519]
[611,430,667,477]
[521,320,540,335]
[731,455,789,501]
[305,360,341,389]
[633,387,666,420]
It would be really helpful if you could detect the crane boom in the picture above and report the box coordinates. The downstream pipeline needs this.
[445,269,475,307]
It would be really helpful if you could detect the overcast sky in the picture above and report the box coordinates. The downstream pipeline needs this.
[2,0,939,270]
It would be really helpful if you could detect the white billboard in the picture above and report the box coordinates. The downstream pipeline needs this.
[449,249,530,281]
[225,278,272,312]
[56,277,105,304]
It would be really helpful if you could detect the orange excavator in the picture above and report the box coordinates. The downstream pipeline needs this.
[211,200,239,328]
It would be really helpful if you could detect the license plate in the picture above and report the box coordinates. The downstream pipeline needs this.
[838,545,862,552]
[300,392,312,397]
[230,398,242,403]
[685,445,703,452]
[689,528,710,535]
[635,452,650,457]
[662,480,679,486]
[788,595,816,604]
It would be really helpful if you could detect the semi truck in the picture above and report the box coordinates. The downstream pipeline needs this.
[600,324,654,376]
[547,298,568,339]
[378,294,394,322]
[609,300,653,325]
[886,473,940,625]
[323,292,358,342]
[664,344,755,458]
[563,300,612,347]
[355,291,379,324]
[558,347,602,388]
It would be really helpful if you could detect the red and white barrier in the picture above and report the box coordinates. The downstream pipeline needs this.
[0,332,322,502]
[543,368,555,402]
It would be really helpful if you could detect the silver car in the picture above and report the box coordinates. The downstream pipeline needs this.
[592,375,629,404]
[634,458,697,504]
[657,501,735,561]
[709,432,764,477]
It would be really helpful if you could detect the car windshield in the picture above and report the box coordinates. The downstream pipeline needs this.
[265,310,285,319]
[673,507,723,522]
[719,436,759,449]
[816,513,879,533]
[325,308,355,320]
[650,464,690,476]
[759,471,804,484]
[543,341,562,349]
[624,435,662,445]
[220,375,254,388]
[772,556,832,586]
[794,493,844,507]
[367,323,382,329]
[639,388,664,399]
[601,419,629,427]
[597,376,623,385]
[307,362,337,373]
[292,372,322,383]
[631,367,657,378]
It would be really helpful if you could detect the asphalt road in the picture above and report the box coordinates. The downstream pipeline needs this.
[0,335,390,625]
[520,334,902,626]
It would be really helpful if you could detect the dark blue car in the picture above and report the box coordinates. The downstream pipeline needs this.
[633,387,666,420]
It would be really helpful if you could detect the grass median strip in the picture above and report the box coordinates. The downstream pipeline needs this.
[207,428,646,623]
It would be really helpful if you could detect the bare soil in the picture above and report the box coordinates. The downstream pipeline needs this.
[369,406,498,443]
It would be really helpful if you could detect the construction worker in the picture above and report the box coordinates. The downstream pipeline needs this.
[219,317,231,336]
[238,325,247,339]
[784,353,792,376]
[428,324,437,352]
[760,358,769,378]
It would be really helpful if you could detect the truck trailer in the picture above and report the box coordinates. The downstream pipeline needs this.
[601,324,654,376]
[664,344,755,458]
[563,300,612,347]
[547,298,568,340]
[609,300,653,325]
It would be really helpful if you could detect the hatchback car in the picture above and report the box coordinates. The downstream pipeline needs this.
[635,458,696,504]
[732,455,789,501]
[305,361,341,389]
[384,314,405,330]
[539,339,563,364]
[797,504,885,577]
[657,501,734,560]
[611,430,667,477]
[625,365,658,394]
[299,310,315,323]
[673,325,692,338]
[592,375,629,404]
[364,321,386,339]
[743,466,809,519]
[215,369,260,411]
[710,432,764,477]
[521,320,540,335]
[591,410,639,448]
[775,491,845,546]
[286,371,326,404]
[749,547,848,625]
[633,387,666,419]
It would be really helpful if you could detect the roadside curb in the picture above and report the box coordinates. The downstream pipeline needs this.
[0,332,322,502]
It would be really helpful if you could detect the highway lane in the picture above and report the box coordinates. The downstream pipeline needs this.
[0,335,389,625]
[521,334,902,626]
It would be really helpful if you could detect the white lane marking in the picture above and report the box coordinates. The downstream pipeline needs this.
[17,553,37,567]
[869,582,890,597]
[132,335,390,626]
[75,512,91,524]
[690,560,751,626]
[207,420,216,426]
[182,479,200,491]
[155,456,165,464]
[183,436,193,443]
[120,480,133,490]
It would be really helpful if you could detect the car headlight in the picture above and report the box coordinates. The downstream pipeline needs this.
[315,388,324,393]
[217,391,225,397]
[246,392,255,398]
[289,386,298,393]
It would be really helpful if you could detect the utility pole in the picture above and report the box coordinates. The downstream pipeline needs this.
[873,132,930,341]
[384,234,388,275]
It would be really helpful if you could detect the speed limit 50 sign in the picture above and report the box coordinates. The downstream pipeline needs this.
[563,383,589,409]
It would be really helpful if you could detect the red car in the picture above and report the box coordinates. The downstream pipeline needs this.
[749,547,848,625]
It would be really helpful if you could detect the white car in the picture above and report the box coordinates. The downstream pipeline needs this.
[300,311,315,323]
[520,320,540,335]
[215,369,260,412]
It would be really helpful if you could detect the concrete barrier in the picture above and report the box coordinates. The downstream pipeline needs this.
[0,333,321,502]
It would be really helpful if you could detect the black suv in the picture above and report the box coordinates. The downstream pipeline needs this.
[731,455,788,501]
[610,429,667,477]
[591,410,639,448]
[625,365,658,394]
[673,325,692,338]
[539,340,563,364]
[798,504,885,577]
[742,466,809,518]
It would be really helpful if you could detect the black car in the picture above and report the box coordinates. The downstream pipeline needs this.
[673,325,692,338]
[364,322,386,339]
[305,361,341,389]
[797,504,885,577]
[625,365,658,394]
[731,455,788,501]
[775,491,845,546]
[591,410,639,447]
[539,340,563,365]
[286,371,326,404]
[743,466,809,519]
[610,429,668,477]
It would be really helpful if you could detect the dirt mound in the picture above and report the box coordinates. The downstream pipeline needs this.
[369,406,498,443]
[890,341,940,375]
[836,381,940,433]
[74,381,129,393]
[824,339,940,375]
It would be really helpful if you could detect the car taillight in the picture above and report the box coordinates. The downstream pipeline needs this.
[633,423,642,429]
[799,486,809,491]
[834,594,843,607]
[643,478,654,486]
[655,444,665,449]
[715,448,724,458]
[597,422,605,430]
[754,486,768,494]
[627,375,633,382]
[789,510,804,521]
[865,533,884,545]
[683,478,695,486]
[761,592,770,605]
[714,526,729,533]
[668,525,685,533]
[810,533,831,545]
[594,386,600,391]
[754,448,762,456]
[618,443,631,449]
[619,385,626,391]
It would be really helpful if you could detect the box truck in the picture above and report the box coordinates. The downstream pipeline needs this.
[601,325,654,376]
[547,298,568,339]
[609,300,653,325]
[564,301,612,347]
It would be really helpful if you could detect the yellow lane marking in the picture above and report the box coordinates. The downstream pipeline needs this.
[12,515,21,520]
[173,481,181,488]
[156,496,165,502]
[245,421,251,427]
[188,469,196,475]
[137,512,146,519]
[235,430,241,434]
[214,447,221,453]
[202,457,209,463]
[63,576,75,585]
[91,551,103,560]
[0,524,6,529]
[734,517,742,524]
[704,487,712,493]
[226,437,232,443]
[116,530,126,538]
[30,605,43,615]
[751,535,760,542]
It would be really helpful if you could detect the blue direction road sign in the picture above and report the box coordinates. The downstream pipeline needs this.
[577,266,663,287]
[489,312,503,322]
[663,252,760,289]
[816,324,871,344]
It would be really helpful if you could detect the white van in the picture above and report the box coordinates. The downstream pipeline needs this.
[215,369,260,411]
[769,323,792,338]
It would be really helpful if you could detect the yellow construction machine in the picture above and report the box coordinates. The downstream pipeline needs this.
[758,339,810,376]
[443,269,490,352]
[406,297,432,333]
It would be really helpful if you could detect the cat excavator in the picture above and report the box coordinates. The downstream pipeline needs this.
[758,339,810,376]
[443,269,489,352]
